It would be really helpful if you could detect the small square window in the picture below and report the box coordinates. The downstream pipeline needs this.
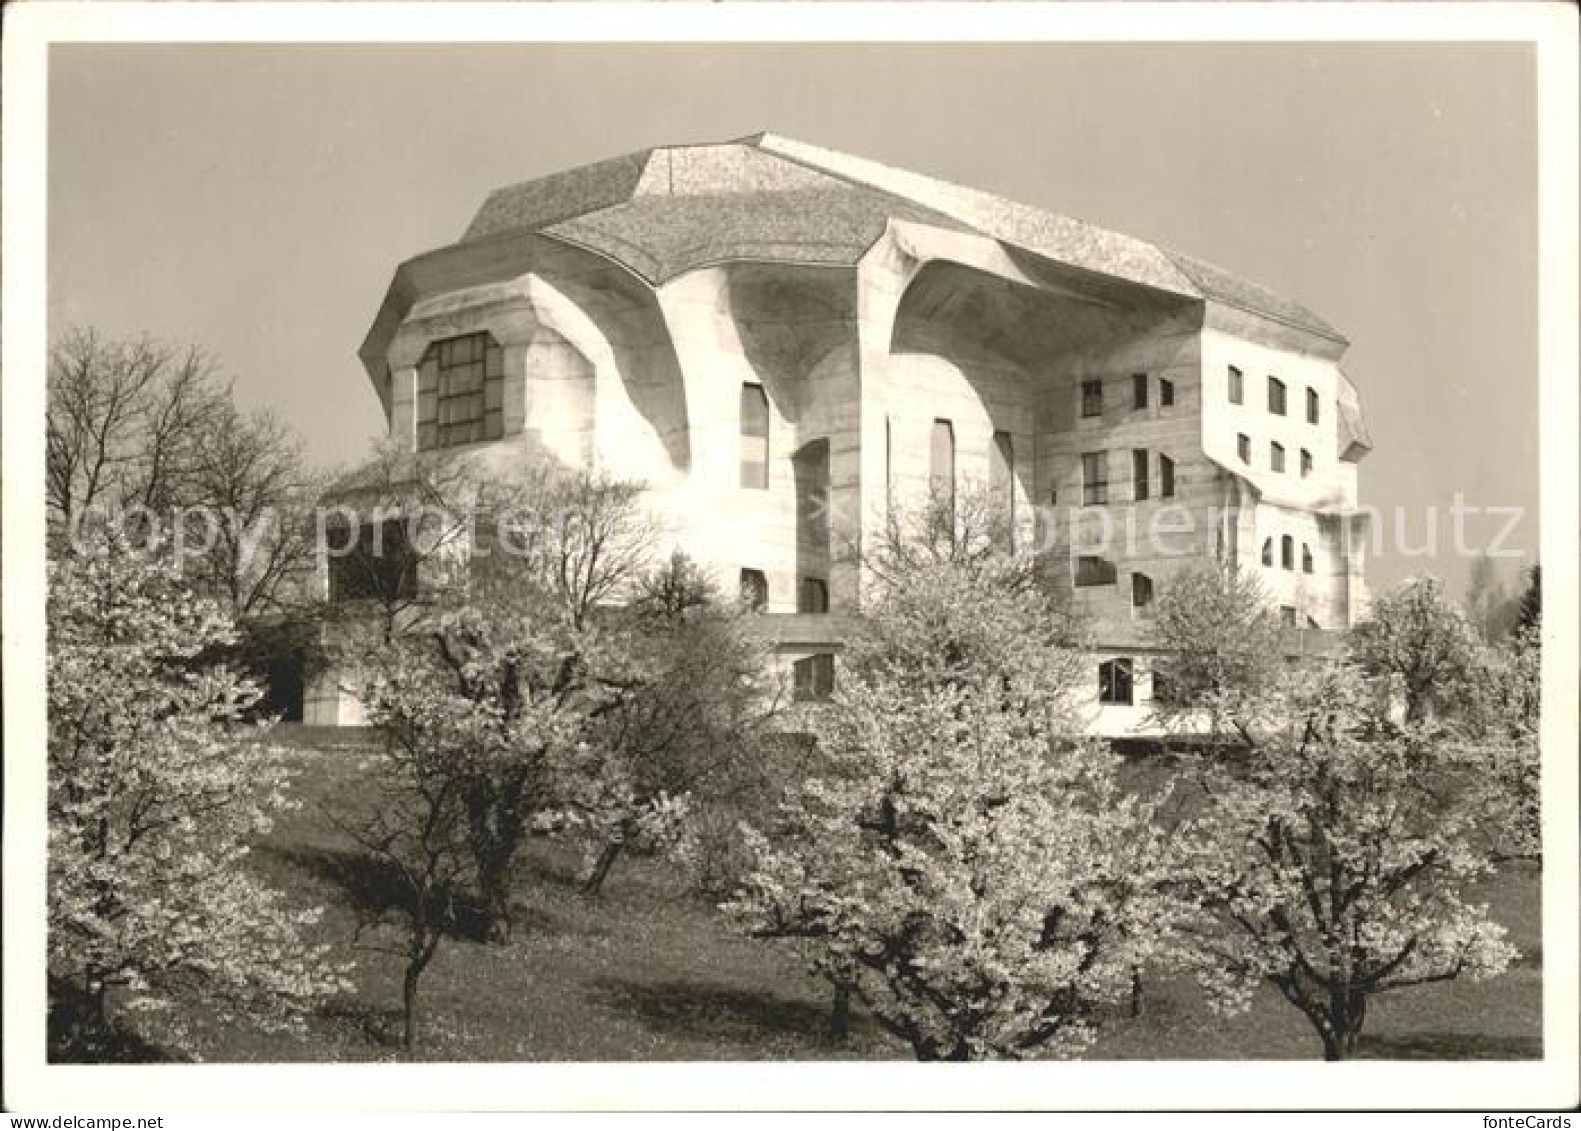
[1081,379,1104,418]
[793,653,836,702]
[1075,556,1118,587]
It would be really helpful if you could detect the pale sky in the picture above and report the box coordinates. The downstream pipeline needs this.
[47,41,1539,595]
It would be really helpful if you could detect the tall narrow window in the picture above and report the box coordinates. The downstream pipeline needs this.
[1132,449,1150,501]
[417,332,504,450]
[1268,377,1287,416]
[1307,387,1320,425]
[1228,366,1244,405]
[884,416,893,514]
[1301,448,1314,478]
[740,383,769,489]
[739,568,768,612]
[800,577,829,614]
[930,419,956,524]
[1281,605,1298,628]
[1271,441,1286,473]
[1080,379,1104,418]
[1099,658,1135,706]
[1132,373,1149,410]
[1132,572,1155,609]
[1261,538,1274,567]
[1281,535,1295,571]
[991,430,1015,551]
[1081,451,1109,506]
[1237,434,1252,464]
[793,654,836,702]
[1160,377,1175,407]
[1302,544,1314,574]
[1159,453,1176,498]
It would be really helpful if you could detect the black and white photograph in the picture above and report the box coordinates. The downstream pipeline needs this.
[3,1,1576,1116]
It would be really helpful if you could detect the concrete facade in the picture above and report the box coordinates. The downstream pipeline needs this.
[309,134,1371,736]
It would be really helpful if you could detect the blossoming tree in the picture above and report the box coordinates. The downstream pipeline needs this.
[726,551,1190,1060]
[47,534,347,1058]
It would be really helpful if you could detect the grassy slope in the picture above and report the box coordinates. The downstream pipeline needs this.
[149,727,1542,1063]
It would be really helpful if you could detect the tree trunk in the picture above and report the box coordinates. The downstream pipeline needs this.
[402,962,421,1051]
[582,839,624,898]
[829,979,852,1041]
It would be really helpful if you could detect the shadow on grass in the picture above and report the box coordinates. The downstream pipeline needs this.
[259,842,555,943]
[48,978,184,1065]
[590,975,849,1048]
[1360,1031,1543,1060]
[315,998,406,1048]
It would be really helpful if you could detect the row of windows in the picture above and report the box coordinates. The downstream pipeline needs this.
[1261,534,1316,574]
[1228,366,1321,425]
[738,568,830,614]
[1080,373,1175,419]
[1073,558,1155,610]
[1236,434,1315,477]
[1080,449,1176,506]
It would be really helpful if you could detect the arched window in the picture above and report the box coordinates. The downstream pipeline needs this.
[1301,448,1314,477]
[417,332,504,450]
[1261,538,1274,567]
[1268,376,1288,415]
[1132,572,1155,609]
[1302,544,1314,574]
[1271,441,1286,473]
[1099,658,1135,705]
[740,384,769,489]
[1281,535,1295,571]
[739,568,768,612]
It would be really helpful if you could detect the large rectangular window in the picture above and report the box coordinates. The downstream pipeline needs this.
[1159,453,1176,498]
[328,518,418,604]
[740,383,770,489]
[1132,449,1150,501]
[1080,379,1104,418]
[417,332,504,450]
[991,430,1015,550]
[1081,451,1109,506]
[1268,376,1288,416]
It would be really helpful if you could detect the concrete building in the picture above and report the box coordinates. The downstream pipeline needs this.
[308,133,1372,733]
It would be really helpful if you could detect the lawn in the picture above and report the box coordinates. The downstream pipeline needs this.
[122,726,1543,1063]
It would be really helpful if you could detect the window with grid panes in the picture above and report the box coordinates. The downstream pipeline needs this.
[417,333,504,450]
